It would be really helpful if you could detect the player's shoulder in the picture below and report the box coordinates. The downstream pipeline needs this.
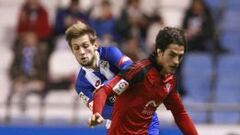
[98,46,121,55]
[132,59,152,70]
[121,59,152,82]
[98,46,123,63]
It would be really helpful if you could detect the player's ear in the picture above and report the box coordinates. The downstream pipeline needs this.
[93,40,99,50]
[156,48,163,56]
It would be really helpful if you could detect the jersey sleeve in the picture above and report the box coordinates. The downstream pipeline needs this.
[93,60,152,115]
[93,75,126,114]
[163,81,199,135]
[104,47,133,70]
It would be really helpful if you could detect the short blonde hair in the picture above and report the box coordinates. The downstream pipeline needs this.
[65,21,97,48]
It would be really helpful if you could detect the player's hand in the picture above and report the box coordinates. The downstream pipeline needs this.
[88,113,104,128]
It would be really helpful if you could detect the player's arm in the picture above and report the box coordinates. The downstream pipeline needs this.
[92,60,148,115]
[94,75,128,112]
[163,87,198,135]
[89,61,151,127]
[90,61,142,127]
[89,75,129,127]
[90,47,133,113]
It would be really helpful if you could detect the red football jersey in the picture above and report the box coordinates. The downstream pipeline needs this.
[93,59,198,135]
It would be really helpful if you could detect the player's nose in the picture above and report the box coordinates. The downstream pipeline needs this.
[79,47,86,55]
[173,57,180,65]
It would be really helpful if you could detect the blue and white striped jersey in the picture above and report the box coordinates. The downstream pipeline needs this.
[75,46,133,119]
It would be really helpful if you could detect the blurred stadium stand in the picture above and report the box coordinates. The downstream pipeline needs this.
[183,53,212,103]
[183,53,212,123]
[213,55,240,124]
[221,31,240,54]
[0,0,240,135]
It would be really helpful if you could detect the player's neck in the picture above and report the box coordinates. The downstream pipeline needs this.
[91,51,100,70]
[159,70,168,78]
[149,53,168,78]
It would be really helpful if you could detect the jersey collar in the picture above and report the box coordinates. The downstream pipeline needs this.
[80,51,100,71]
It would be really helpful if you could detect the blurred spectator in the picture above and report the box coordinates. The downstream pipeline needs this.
[182,0,226,52]
[54,0,89,36]
[49,0,89,92]
[90,0,118,46]
[16,0,52,42]
[121,36,146,62]
[179,0,228,97]
[6,31,49,122]
[116,0,149,43]
[146,13,164,54]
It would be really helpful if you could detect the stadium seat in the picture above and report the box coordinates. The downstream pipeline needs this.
[227,0,240,11]
[220,31,240,54]
[183,53,212,102]
[222,9,240,32]
[205,0,221,9]
[212,55,240,124]
[183,53,213,123]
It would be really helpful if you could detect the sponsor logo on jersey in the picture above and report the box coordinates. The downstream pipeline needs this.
[144,100,157,108]
[79,92,90,105]
[142,100,158,115]
[113,79,129,95]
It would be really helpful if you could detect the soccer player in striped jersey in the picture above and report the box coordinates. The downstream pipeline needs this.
[65,21,160,134]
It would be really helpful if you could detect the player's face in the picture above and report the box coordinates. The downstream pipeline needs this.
[71,34,98,67]
[156,44,184,75]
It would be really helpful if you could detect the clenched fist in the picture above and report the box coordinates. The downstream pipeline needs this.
[88,113,104,128]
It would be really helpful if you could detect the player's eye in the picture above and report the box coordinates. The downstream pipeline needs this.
[84,44,90,48]
[169,53,175,57]
[178,55,183,61]
[73,46,80,51]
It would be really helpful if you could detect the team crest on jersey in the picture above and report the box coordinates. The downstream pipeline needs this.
[99,60,114,79]
[100,60,109,68]
[166,83,171,93]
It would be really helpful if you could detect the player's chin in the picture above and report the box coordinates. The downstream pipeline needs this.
[80,61,90,66]
[168,68,176,74]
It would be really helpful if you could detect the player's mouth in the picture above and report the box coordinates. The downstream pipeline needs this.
[169,66,177,71]
[80,57,88,62]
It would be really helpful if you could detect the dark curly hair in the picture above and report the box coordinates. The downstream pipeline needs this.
[155,27,187,52]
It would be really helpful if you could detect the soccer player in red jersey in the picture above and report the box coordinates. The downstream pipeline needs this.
[89,27,199,135]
